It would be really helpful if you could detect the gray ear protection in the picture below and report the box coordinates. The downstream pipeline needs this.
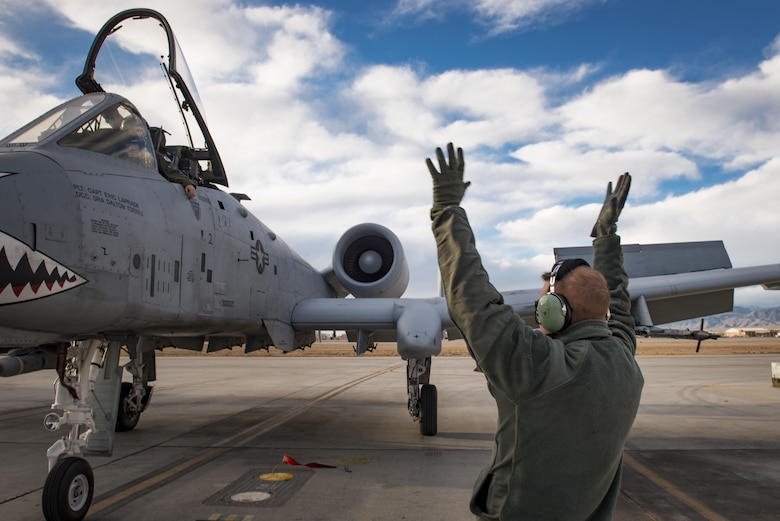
[535,258,589,333]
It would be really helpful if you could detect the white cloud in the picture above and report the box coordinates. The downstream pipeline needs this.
[0,32,35,60]
[622,159,780,260]
[1,0,779,311]
[559,66,780,170]
[472,0,602,33]
[393,0,603,34]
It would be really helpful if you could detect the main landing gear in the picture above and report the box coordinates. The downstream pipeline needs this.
[407,357,437,436]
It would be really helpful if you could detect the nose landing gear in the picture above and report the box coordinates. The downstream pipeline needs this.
[407,357,438,436]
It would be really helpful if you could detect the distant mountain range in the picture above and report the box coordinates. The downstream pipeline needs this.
[661,306,780,331]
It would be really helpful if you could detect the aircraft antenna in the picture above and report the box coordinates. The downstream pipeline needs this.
[161,61,194,148]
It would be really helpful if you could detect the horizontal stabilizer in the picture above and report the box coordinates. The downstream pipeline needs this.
[556,241,780,327]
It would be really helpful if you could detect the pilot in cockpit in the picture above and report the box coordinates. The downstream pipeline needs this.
[114,115,156,169]
[148,126,197,200]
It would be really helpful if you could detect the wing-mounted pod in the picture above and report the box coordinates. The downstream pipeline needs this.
[332,223,409,298]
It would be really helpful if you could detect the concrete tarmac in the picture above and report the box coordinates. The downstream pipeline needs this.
[1,354,779,520]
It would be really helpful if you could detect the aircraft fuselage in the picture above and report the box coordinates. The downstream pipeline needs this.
[0,94,334,351]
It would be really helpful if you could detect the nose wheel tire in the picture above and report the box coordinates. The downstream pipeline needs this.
[42,457,94,521]
[419,383,438,436]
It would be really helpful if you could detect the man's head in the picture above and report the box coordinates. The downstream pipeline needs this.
[116,115,154,167]
[148,126,167,150]
[536,259,610,334]
[121,116,145,136]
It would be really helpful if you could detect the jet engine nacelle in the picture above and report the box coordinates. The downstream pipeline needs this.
[333,223,409,298]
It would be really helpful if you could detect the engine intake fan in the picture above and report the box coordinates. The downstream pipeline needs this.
[333,223,409,298]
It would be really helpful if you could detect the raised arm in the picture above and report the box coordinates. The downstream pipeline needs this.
[428,143,522,358]
[590,173,635,352]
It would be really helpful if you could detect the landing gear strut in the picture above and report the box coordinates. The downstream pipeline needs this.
[39,337,157,520]
[41,339,124,521]
[41,340,104,521]
[407,357,437,436]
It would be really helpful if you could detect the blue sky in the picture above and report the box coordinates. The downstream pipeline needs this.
[335,1,778,80]
[2,0,780,311]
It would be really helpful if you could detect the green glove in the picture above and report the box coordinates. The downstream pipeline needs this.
[591,172,631,238]
[426,142,471,220]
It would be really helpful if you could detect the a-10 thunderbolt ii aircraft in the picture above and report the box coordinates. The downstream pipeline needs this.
[2,8,780,521]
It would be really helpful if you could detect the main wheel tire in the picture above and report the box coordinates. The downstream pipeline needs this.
[116,381,140,432]
[419,383,438,436]
[42,457,94,521]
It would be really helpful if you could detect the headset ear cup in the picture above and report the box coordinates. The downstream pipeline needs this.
[536,293,570,333]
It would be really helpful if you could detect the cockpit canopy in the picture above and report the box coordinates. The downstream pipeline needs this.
[3,94,107,146]
[1,91,213,188]
[74,8,227,186]
[58,102,156,169]
[0,9,227,187]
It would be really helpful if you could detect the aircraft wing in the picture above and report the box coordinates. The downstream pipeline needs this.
[292,297,451,358]
[626,264,780,326]
[293,241,780,356]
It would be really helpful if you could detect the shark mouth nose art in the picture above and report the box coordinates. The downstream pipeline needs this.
[0,230,87,305]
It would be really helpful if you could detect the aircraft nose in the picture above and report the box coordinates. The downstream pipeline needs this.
[0,151,85,311]
[0,151,68,246]
[0,159,30,246]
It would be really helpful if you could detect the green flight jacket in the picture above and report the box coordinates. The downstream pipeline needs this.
[157,152,196,189]
[433,206,644,520]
